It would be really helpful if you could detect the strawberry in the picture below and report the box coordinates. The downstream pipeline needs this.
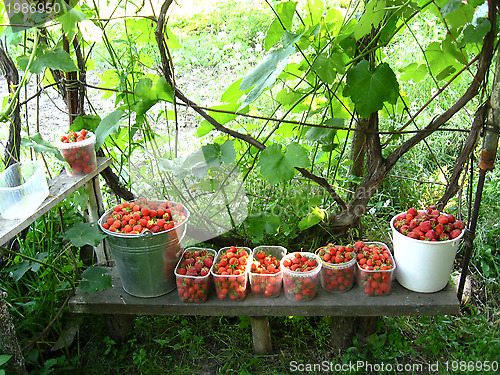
[394,206,466,242]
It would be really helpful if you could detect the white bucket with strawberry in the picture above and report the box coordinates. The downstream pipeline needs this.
[391,206,466,293]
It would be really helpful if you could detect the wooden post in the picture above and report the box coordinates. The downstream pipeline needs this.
[330,316,355,352]
[85,175,112,264]
[0,293,28,375]
[249,316,272,354]
[355,316,379,343]
[104,315,135,342]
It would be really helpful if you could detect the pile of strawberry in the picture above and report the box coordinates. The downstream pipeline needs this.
[250,250,282,298]
[282,252,320,301]
[176,249,215,303]
[58,129,96,175]
[355,241,395,296]
[317,244,355,265]
[101,198,187,234]
[317,244,356,293]
[282,252,319,272]
[60,129,90,143]
[212,246,250,301]
[393,206,466,241]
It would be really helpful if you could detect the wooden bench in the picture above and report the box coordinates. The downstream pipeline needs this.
[68,266,459,354]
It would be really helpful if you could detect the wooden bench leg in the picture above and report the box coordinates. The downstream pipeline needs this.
[249,316,272,354]
[355,316,379,343]
[104,315,135,342]
[330,316,355,352]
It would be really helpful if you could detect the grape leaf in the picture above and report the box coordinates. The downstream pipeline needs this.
[258,143,310,185]
[30,48,78,74]
[246,212,281,242]
[265,1,298,50]
[298,206,326,230]
[62,222,107,248]
[343,60,399,118]
[78,266,111,294]
[353,0,386,40]
[311,54,337,83]
[240,45,296,108]
[21,133,65,161]
[70,115,101,132]
[95,110,124,149]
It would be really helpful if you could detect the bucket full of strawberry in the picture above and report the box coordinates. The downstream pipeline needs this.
[175,248,216,303]
[249,246,286,298]
[391,206,466,293]
[316,244,356,293]
[56,129,97,176]
[355,241,396,296]
[98,198,189,297]
[211,246,252,301]
[281,252,322,301]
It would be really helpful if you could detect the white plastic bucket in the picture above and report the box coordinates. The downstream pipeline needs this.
[390,213,465,293]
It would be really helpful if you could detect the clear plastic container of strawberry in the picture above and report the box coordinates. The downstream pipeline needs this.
[211,246,252,301]
[175,248,216,303]
[281,252,322,301]
[56,129,97,176]
[355,241,396,296]
[316,244,356,293]
[249,246,286,298]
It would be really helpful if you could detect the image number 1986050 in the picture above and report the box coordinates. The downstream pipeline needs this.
[3,0,75,27]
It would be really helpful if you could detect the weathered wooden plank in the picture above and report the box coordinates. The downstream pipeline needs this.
[250,316,272,354]
[0,157,112,245]
[69,267,460,317]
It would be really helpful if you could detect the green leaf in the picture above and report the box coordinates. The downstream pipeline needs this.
[95,110,124,149]
[21,133,65,161]
[305,126,337,145]
[30,48,78,74]
[461,19,490,45]
[196,121,215,137]
[71,115,101,132]
[9,261,31,281]
[286,142,310,168]
[79,266,112,294]
[258,143,310,185]
[265,1,298,50]
[399,63,428,83]
[0,355,11,367]
[311,54,337,83]
[180,140,236,178]
[165,26,181,49]
[246,212,281,242]
[158,158,188,179]
[298,206,326,230]
[57,6,87,34]
[62,222,107,248]
[240,45,295,108]
[343,61,399,118]
[304,0,324,26]
[221,78,246,103]
[353,0,386,40]
[441,0,461,17]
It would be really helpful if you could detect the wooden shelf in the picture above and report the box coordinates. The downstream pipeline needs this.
[0,157,112,245]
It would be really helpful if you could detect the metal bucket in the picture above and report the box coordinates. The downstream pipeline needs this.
[97,202,189,297]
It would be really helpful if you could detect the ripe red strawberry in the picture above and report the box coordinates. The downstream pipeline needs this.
[450,229,462,239]
[203,257,213,268]
[393,206,466,242]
